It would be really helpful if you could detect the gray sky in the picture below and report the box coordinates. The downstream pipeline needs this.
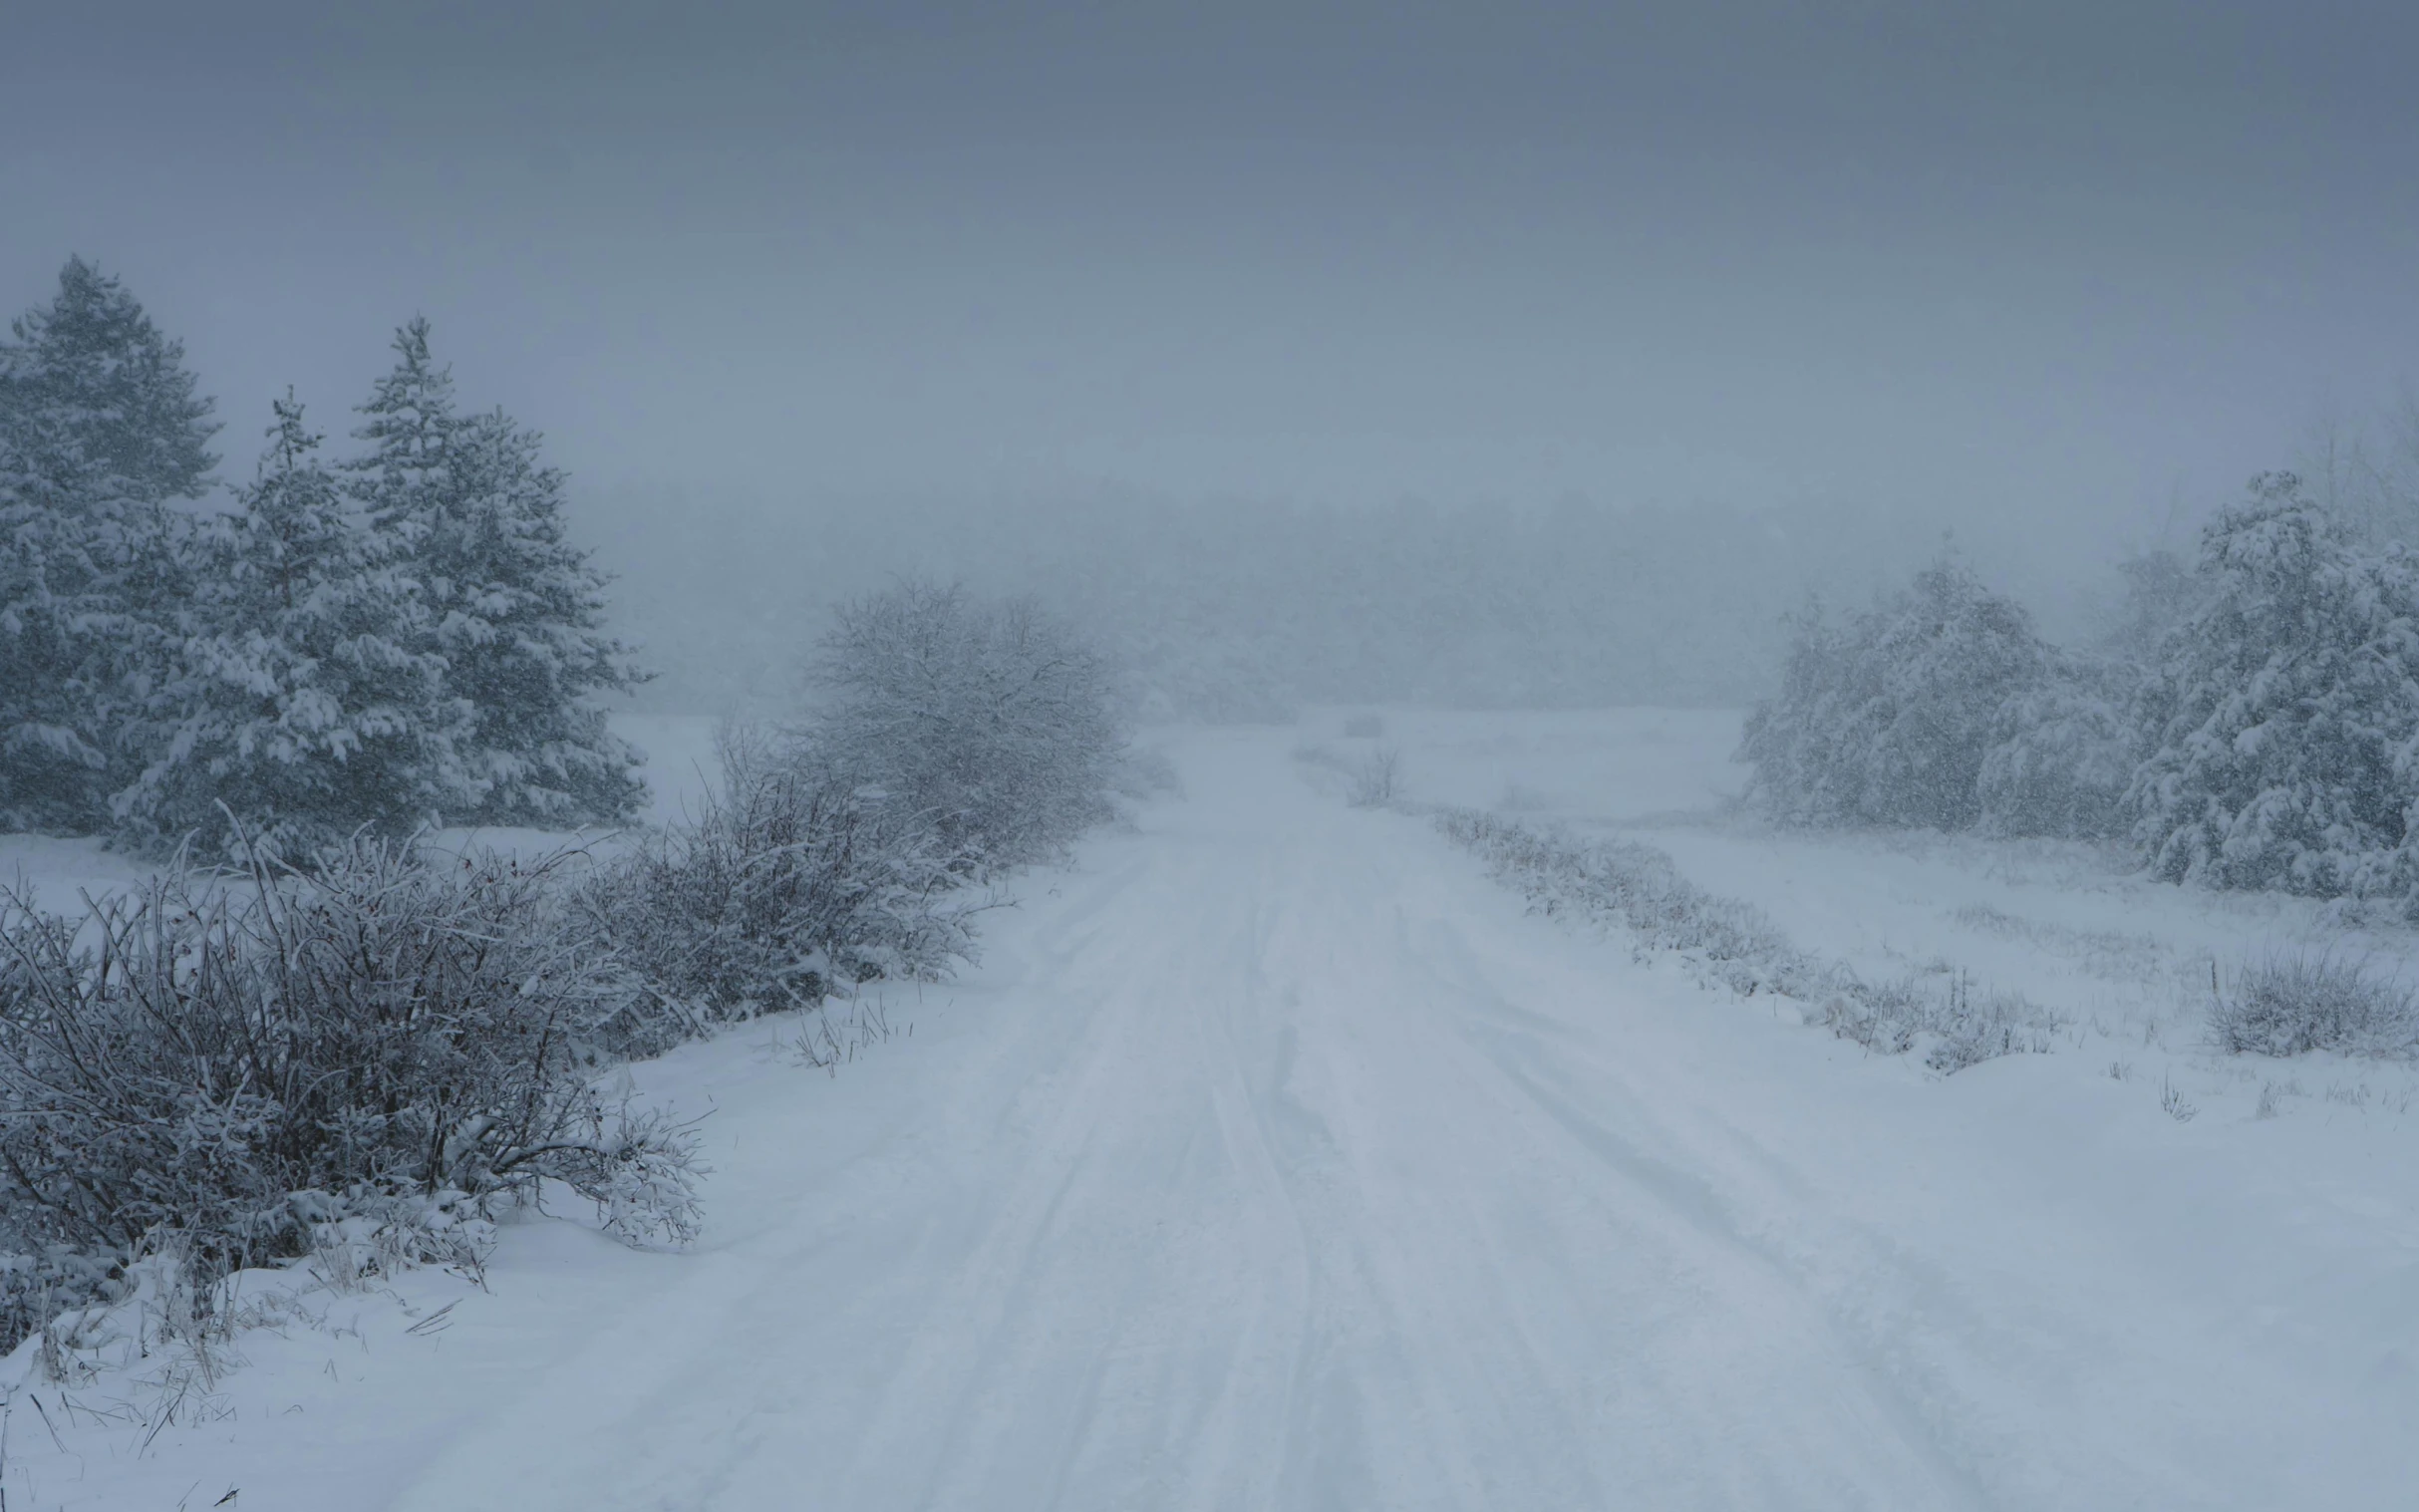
[5,1,2414,540]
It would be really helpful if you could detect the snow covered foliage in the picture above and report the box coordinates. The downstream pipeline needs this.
[803,580,1126,873]
[0,258,217,832]
[0,840,705,1354]
[577,728,979,1055]
[1740,475,2419,903]
[2124,474,2419,898]
[112,397,471,860]
[2210,951,2419,1059]
[1976,654,2134,839]
[1739,559,2049,830]
[0,256,216,508]
[348,320,646,828]
[2,266,646,851]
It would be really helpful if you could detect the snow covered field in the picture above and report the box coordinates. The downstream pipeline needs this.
[7,713,2417,1509]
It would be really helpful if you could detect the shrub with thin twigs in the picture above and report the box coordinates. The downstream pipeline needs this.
[575,729,982,1054]
[0,837,705,1357]
[1348,747,1403,807]
[802,580,1127,876]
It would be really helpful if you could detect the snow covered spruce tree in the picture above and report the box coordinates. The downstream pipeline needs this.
[0,257,217,831]
[1739,558,2048,830]
[2124,473,2419,898]
[112,395,472,859]
[802,579,1126,872]
[348,319,645,827]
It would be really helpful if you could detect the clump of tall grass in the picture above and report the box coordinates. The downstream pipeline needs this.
[2210,951,2419,1058]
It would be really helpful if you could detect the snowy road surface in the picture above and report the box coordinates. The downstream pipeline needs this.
[21,727,2417,1509]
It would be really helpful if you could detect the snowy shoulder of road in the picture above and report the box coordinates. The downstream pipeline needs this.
[7,714,2417,1511]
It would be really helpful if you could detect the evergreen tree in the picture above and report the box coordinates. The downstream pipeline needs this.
[0,258,217,831]
[347,316,455,534]
[1739,558,2048,830]
[349,320,646,826]
[0,256,218,506]
[113,396,470,860]
[2124,473,2419,897]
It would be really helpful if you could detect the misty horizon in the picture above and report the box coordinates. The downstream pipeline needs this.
[9,1,2415,568]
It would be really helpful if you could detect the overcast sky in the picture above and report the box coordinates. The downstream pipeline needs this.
[5,0,2414,540]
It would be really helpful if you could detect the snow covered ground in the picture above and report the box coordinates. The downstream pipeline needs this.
[7,714,2417,1509]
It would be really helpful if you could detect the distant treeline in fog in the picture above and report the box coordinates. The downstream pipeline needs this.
[593,486,1969,720]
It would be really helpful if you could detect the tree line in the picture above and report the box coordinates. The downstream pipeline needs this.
[0,257,644,860]
[1741,471,2419,911]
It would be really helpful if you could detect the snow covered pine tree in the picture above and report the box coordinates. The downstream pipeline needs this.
[2125,472,2419,900]
[347,318,645,827]
[0,257,217,831]
[113,395,473,859]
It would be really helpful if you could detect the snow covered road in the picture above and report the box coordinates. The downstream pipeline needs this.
[23,727,2417,1509]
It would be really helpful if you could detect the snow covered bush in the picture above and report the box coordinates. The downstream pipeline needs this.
[576,727,979,1055]
[0,839,703,1353]
[2124,473,2419,898]
[2210,952,2419,1059]
[1739,558,2049,830]
[1976,654,2134,839]
[111,396,473,861]
[802,580,1126,873]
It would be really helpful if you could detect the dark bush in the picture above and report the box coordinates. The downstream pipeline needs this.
[0,839,703,1355]
[576,728,980,1054]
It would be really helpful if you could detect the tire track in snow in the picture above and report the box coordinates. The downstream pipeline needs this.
[384,737,2028,1509]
